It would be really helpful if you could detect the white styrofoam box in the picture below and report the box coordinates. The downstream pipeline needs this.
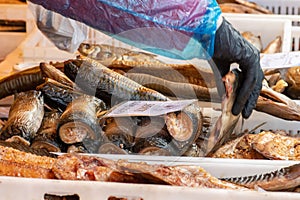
[1,176,300,200]
[224,14,291,53]
[250,0,300,15]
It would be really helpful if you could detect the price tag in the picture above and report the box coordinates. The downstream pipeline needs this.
[105,99,197,117]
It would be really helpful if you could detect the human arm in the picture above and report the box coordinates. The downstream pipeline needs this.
[212,17,264,118]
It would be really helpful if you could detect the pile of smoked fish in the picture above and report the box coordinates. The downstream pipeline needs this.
[0,43,300,193]
[0,43,300,158]
[0,43,240,157]
[1,144,300,193]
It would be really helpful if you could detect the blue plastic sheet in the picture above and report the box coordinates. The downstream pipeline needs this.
[29,0,221,60]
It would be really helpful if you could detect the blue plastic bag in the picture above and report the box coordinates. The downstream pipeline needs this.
[29,0,221,60]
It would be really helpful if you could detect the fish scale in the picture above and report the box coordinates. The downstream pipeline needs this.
[0,90,44,141]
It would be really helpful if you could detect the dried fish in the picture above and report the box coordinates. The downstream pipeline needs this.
[0,139,53,157]
[271,79,288,93]
[204,70,241,156]
[78,43,162,66]
[266,72,281,87]
[0,66,44,100]
[256,80,300,121]
[31,110,62,152]
[39,62,79,90]
[165,102,203,145]
[63,56,170,105]
[242,31,263,52]
[79,43,216,88]
[125,73,219,101]
[0,145,56,179]
[58,95,106,145]
[210,134,265,159]
[52,153,247,190]
[52,153,142,183]
[103,117,136,138]
[262,36,282,54]
[222,163,300,191]
[109,61,215,88]
[133,116,175,156]
[102,117,135,152]
[5,135,30,146]
[0,90,44,141]
[251,131,300,160]
[116,160,248,190]
[37,78,84,109]
[285,66,300,99]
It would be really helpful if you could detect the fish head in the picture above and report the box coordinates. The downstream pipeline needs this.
[221,69,240,110]
[222,71,234,98]
[78,43,119,64]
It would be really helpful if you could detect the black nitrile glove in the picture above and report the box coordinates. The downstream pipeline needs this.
[211,17,264,119]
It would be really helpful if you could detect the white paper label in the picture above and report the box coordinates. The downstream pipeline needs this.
[105,99,197,117]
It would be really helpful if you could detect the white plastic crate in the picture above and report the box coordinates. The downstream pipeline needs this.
[250,0,300,15]
[224,13,300,52]
[0,4,29,61]
[0,156,299,200]
[243,109,300,135]
[0,176,300,200]
[291,26,300,51]
[0,3,28,20]
[224,15,292,53]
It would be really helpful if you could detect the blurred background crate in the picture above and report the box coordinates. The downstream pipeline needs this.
[250,0,300,15]
[0,3,29,61]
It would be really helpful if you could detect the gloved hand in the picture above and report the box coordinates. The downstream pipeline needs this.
[211,17,264,119]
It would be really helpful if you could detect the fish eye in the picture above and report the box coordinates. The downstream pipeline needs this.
[101,52,113,59]
[81,43,91,49]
